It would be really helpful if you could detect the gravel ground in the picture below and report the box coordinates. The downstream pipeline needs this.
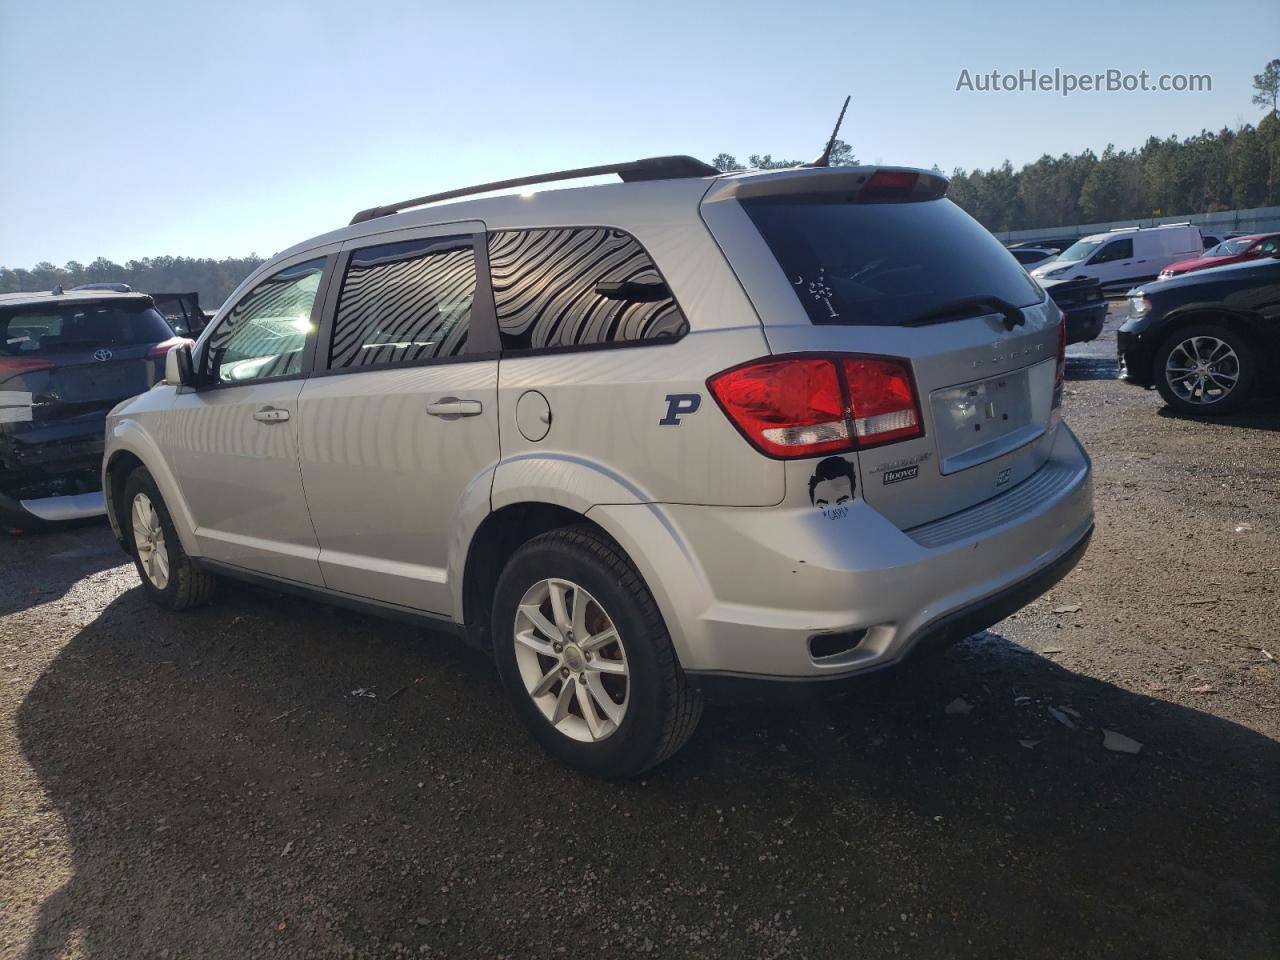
[2,306,1277,960]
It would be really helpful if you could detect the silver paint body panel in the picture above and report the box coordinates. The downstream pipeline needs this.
[104,165,1093,679]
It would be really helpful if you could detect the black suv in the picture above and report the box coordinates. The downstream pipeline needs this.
[0,289,181,529]
[1117,258,1280,415]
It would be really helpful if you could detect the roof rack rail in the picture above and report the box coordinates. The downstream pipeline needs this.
[349,155,720,225]
[1109,221,1193,232]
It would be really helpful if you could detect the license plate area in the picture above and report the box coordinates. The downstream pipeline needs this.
[930,370,1041,475]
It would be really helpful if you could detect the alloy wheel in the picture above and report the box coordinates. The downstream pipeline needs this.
[512,578,629,743]
[1164,335,1240,406]
[131,492,170,589]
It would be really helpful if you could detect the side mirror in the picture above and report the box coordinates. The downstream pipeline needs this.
[164,342,196,388]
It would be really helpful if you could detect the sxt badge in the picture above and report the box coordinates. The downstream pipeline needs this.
[659,393,701,425]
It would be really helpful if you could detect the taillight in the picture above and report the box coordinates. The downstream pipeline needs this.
[147,336,188,359]
[0,356,53,376]
[708,354,923,459]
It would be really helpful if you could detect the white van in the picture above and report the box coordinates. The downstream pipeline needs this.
[1030,224,1202,290]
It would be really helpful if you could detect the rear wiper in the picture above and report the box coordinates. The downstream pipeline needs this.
[903,296,1025,331]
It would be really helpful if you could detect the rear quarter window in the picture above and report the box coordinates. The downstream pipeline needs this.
[742,196,1043,326]
[487,227,687,352]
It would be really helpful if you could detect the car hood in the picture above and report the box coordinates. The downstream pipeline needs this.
[1161,254,1238,275]
[1130,256,1280,296]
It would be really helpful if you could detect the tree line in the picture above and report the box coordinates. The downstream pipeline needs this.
[4,61,1277,303]
[0,255,266,310]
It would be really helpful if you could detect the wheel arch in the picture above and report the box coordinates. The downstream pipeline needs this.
[103,420,200,557]
[460,501,607,653]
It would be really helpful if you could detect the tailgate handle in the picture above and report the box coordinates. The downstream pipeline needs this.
[253,406,290,424]
[426,397,483,418]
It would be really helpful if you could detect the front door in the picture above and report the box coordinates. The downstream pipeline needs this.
[1088,237,1135,287]
[297,224,499,614]
[165,254,333,584]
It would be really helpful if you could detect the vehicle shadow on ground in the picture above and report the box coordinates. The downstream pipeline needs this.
[0,522,123,615]
[16,586,1279,959]
[1156,402,1280,433]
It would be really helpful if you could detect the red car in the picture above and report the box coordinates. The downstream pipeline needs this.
[1158,232,1280,280]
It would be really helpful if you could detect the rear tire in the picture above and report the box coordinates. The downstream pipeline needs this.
[1153,322,1256,415]
[123,466,216,611]
[492,525,702,778]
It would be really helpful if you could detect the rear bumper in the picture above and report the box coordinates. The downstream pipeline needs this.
[594,423,1093,682]
[696,523,1091,700]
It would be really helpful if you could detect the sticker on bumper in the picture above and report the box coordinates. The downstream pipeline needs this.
[809,456,856,518]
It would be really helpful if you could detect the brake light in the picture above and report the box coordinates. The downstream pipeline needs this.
[863,170,919,196]
[707,354,923,459]
[147,336,188,359]
[842,357,923,444]
[0,356,53,376]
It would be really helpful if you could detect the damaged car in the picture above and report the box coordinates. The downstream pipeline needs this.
[1,288,185,530]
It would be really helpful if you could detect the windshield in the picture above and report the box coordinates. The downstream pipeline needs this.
[1055,239,1103,263]
[0,301,173,356]
[1205,237,1253,257]
[742,196,1042,326]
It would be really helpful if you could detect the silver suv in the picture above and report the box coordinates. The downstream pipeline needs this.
[103,157,1093,777]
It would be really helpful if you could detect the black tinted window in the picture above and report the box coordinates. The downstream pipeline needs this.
[1093,239,1133,263]
[742,197,1042,326]
[205,258,325,384]
[330,237,475,369]
[0,301,172,356]
[487,228,687,352]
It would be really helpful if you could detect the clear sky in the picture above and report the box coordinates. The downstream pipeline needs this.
[1,0,1276,266]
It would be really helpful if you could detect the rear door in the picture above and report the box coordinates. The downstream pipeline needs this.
[702,171,1063,530]
[297,222,499,614]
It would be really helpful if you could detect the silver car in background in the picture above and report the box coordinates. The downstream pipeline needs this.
[103,157,1093,777]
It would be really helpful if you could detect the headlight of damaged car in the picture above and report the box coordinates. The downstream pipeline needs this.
[1128,295,1151,316]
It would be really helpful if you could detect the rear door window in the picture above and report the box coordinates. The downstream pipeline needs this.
[329,236,476,370]
[742,197,1041,326]
[487,227,687,352]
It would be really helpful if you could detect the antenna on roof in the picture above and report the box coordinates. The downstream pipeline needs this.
[806,95,851,168]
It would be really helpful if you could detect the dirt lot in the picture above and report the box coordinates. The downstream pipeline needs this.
[2,307,1277,960]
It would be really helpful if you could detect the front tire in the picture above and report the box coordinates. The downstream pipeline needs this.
[492,525,702,778]
[123,467,217,610]
[1154,323,1256,415]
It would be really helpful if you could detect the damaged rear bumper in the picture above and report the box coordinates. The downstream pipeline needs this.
[1,416,109,528]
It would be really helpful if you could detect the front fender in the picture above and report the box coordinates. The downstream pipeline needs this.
[105,418,200,558]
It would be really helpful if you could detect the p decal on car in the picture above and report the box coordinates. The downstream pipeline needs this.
[659,393,700,425]
[809,456,856,519]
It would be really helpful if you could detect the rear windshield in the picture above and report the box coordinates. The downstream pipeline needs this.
[0,301,173,356]
[742,196,1042,326]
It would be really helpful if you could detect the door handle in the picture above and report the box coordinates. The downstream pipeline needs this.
[253,406,291,423]
[426,397,483,419]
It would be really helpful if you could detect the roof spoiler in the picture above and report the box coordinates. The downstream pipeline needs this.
[349,155,721,225]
